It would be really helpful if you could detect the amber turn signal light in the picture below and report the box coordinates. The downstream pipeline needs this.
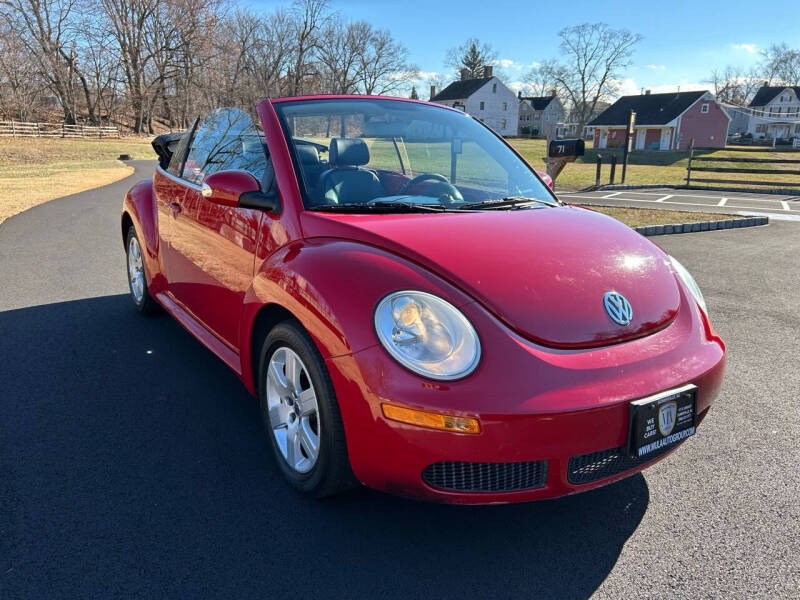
[381,403,480,434]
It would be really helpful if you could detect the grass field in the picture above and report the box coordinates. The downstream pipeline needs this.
[0,137,153,224]
[509,138,800,191]
[587,206,740,227]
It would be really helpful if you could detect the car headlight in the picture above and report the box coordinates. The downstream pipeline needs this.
[669,256,707,314]
[374,291,481,380]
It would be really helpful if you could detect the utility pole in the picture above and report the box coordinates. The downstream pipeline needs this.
[621,109,636,184]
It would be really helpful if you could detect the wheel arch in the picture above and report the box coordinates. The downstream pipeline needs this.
[121,178,165,294]
[248,303,299,395]
[238,238,477,396]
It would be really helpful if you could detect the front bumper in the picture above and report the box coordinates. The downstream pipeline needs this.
[327,287,725,504]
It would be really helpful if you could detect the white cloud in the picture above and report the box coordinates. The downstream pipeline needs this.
[611,78,709,99]
[499,58,515,69]
[414,71,440,81]
[732,43,757,54]
[616,78,640,97]
[647,64,666,70]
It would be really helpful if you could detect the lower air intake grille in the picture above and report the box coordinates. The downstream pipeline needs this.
[422,460,548,493]
[567,443,679,484]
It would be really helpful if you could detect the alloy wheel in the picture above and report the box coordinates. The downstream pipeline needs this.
[127,236,145,303]
[265,347,321,473]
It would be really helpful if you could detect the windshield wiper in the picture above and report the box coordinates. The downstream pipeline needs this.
[459,196,557,210]
[310,201,451,213]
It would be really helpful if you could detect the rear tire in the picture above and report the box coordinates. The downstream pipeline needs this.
[125,225,159,315]
[258,320,357,497]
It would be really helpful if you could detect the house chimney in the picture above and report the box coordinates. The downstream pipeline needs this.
[549,89,557,97]
[483,65,493,78]
[460,68,470,81]
[430,85,436,100]
[645,89,651,95]
[518,90,522,99]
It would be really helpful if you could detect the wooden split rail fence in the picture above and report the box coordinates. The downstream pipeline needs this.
[686,138,800,189]
[0,121,119,138]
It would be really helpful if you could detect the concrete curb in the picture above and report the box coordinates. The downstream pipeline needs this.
[632,216,769,236]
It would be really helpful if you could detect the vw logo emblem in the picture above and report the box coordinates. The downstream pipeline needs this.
[603,291,633,326]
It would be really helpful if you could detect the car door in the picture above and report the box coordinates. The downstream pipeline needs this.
[167,107,269,350]
[153,118,197,276]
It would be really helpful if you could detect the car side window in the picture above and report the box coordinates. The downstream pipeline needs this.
[182,108,268,187]
[167,118,198,176]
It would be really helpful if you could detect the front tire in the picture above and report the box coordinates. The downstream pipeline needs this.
[258,321,356,497]
[125,225,159,314]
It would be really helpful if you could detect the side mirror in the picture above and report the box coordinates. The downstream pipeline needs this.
[201,170,281,213]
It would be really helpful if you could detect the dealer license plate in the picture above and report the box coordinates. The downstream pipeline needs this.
[628,384,697,458]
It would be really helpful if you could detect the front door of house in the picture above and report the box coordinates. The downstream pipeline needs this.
[660,128,672,150]
[598,130,608,149]
[636,129,646,150]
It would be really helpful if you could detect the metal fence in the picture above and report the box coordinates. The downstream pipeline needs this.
[0,121,119,138]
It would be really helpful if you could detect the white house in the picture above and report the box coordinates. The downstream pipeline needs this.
[430,66,519,137]
[745,85,800,139]
[517,93,565,137]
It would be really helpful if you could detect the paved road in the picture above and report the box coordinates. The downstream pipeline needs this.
[559,187,800,221]
[2,162,799,598]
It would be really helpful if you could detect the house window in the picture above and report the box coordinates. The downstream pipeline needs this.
[479,101,485,110]
[501,119,507,129]
[756,124,767,133]
[502,102,507,111]
[796,124,800,133]
[492,83,497,93]
[701,103,709,114]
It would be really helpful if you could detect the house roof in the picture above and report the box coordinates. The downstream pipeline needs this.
[431,77,492,101]
[588,91,708,126]
[748,86,800,107]
[521,95,556,110]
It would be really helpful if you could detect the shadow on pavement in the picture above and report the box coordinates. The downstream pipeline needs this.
[1,295,649,598]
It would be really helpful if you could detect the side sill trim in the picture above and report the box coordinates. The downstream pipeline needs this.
[155,291,242,376]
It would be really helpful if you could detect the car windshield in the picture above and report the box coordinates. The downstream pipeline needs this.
[273,98,557,211]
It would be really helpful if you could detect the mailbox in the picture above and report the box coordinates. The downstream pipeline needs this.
[548,138,585,159]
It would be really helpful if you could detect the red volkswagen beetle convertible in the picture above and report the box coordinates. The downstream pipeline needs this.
[122,96,725,503]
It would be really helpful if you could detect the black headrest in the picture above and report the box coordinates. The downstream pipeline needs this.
[295,144,320,165]
[329,138,369,166]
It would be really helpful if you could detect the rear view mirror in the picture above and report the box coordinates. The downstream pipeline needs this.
[201,170,280,213]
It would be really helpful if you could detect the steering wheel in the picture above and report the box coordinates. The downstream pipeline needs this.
[396,173,464,203]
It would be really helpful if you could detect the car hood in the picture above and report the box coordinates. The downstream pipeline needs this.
[300,205,680,348]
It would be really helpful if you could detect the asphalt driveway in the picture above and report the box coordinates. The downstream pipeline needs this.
[1,162,798,598]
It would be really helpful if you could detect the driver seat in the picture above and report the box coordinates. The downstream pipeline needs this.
[317,138,384,204]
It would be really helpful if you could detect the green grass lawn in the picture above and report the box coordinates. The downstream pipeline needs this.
[508,138,800,191]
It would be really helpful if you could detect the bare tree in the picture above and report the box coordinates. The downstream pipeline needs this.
[707,65,761,106]
[759,43,800,86]
[318,18,368,94]
[445,38,497,79]
[356,27,417,95]
[0,21,45,120]
[543,23,642,131]
[0,0,88,123]
[287,0,329,96]
[523,61,559,97]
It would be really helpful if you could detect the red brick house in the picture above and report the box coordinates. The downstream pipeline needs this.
[589,91,730,151]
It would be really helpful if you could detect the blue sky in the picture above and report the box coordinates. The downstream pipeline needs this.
[253,0,796,96]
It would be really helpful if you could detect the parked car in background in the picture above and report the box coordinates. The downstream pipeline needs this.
[121,95,725,503]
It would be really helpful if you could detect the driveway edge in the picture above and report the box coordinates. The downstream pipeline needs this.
[633,216,769,236]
